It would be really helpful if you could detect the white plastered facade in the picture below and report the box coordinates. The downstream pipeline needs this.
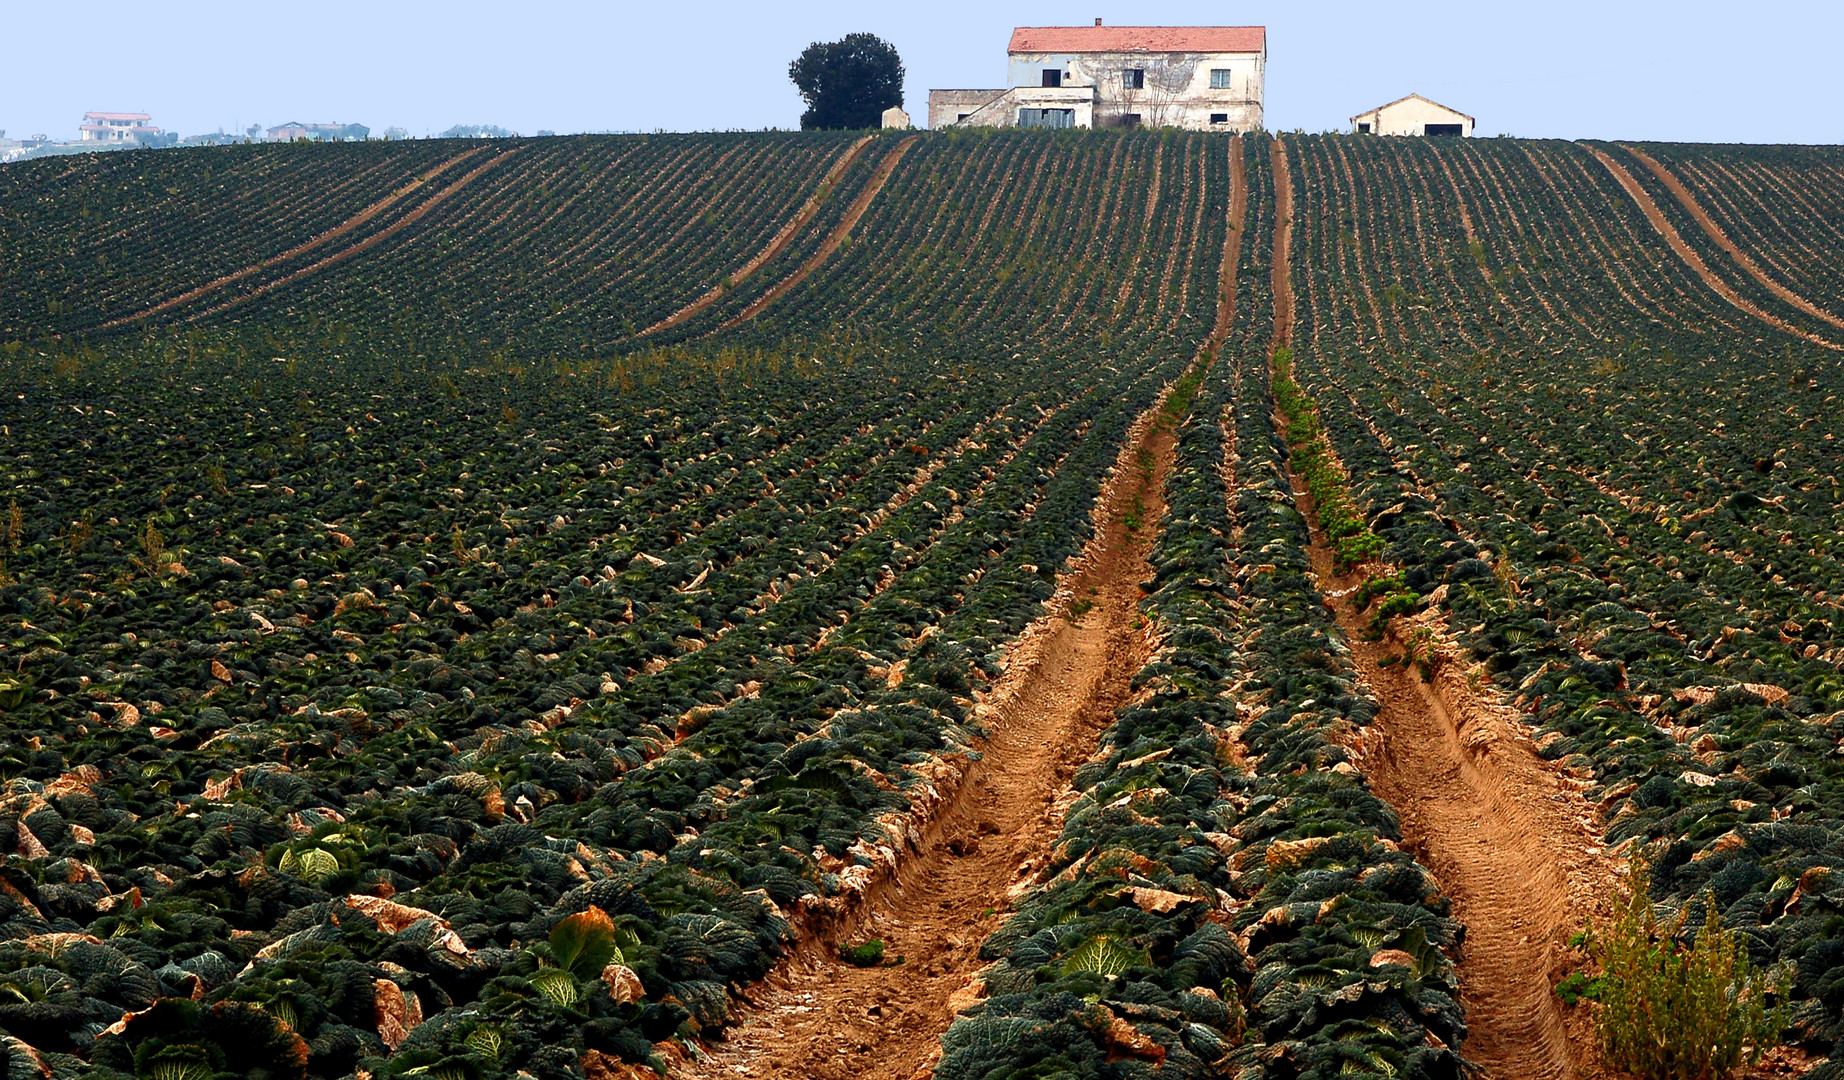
[930,41,1265,131]
[1349,95,1474,137]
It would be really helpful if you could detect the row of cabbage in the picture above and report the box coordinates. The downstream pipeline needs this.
[1,133,875,348]
[1617,141,1844,326]
[0,334,1192,1079]
[723,130,1235,355]
[206,133,898,354]
[936,137,1469,1080]
[938,347,1468,1080]
[0,140,462,339]
[0,125,1240,1079]
[1279,133,1844,1071]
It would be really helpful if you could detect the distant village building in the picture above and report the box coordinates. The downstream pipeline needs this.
[440,124,518,139]
[1350,95,1473,137]
[267,121,370,142]
[881,106,912,130]
[80,112,162,143]
[928,21,1266,131]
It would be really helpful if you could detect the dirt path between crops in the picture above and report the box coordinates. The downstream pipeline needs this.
[95,146,490,331]
[1615,144,1844,334]
[1300,531,1617,1080]
[673,377,1179,1080]
[1270,137,1294,344]
[1582,144,1841,352]
[640,136,875,336]
[718,136,919,332]
[1267,140,1612,1080]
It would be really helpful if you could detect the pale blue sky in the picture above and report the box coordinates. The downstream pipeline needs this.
[4,1,1839,143]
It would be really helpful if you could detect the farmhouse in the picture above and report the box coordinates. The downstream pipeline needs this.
[79,112,161,143]
[929,21,1265,131]
[1350,94,1473,137]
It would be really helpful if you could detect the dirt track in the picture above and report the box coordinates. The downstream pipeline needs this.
[642,136,875,336]
[674,391,1178,1080]
[1268,134,1612,1079]
[1615,143,1844,333]
[1583,144,1840,352]
[1302,540,1616,1080]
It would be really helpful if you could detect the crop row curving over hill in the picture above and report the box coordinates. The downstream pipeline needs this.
[0,131,1842,1080]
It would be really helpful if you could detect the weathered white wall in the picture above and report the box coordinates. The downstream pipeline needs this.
[1353,97,1473,136]
[928,89,1006,129]
[1004,49,1264,131]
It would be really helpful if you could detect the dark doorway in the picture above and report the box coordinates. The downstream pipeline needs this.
[1042,69,1063,88]
[1425,123,1463,136]
[1121,114,1142,128]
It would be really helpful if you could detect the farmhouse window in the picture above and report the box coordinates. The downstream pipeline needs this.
[1121,114,1142,128]
[1210,113,1229,124]
[1042,69,1063,88]
[1123,68,1144,90]
[1357,122,1371,134]
[1425,123,1464,136]
[1209,69,1233,89]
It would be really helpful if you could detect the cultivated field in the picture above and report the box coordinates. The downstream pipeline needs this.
[0,132,1839,1080]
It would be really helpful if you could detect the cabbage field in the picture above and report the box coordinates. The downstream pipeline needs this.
[0,131,1841,1080]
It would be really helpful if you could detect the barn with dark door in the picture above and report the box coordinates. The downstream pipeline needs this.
[1350,94,1474,137]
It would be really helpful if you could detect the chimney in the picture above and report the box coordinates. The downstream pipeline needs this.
[1094,17,1102,25]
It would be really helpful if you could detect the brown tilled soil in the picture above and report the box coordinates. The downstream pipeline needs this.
[642,136,874,336]
[1615,143,1844,333]
[1582,145,1840,352]
[721,136,919,331]
[674,397,1179,1080]
[1266,142,1612,1079]
[1287,483,1618,1080]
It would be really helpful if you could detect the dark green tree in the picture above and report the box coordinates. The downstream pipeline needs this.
[788,33,905,130]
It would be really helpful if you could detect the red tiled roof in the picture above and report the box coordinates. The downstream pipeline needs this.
[1008,26,1265,55]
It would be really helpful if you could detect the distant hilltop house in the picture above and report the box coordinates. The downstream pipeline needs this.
[1350,95,1473,137]
[267,121,371,142]
[81,111,162,143]
[929,21,1265,131]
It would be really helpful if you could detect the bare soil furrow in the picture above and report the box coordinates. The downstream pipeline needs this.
[1270,141,1613,1080]
[640,136,874,336]
[1582,144,1842,351]
[675,386,1179,1080]
[1617,143,1844,332]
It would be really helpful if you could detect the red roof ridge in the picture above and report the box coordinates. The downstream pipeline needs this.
[1008,25,1265,55]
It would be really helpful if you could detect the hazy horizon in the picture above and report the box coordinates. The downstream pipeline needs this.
[4,0,1840,145]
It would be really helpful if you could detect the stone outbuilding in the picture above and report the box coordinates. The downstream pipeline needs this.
[1350,94,1473,137]
[928,21,1266,131]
